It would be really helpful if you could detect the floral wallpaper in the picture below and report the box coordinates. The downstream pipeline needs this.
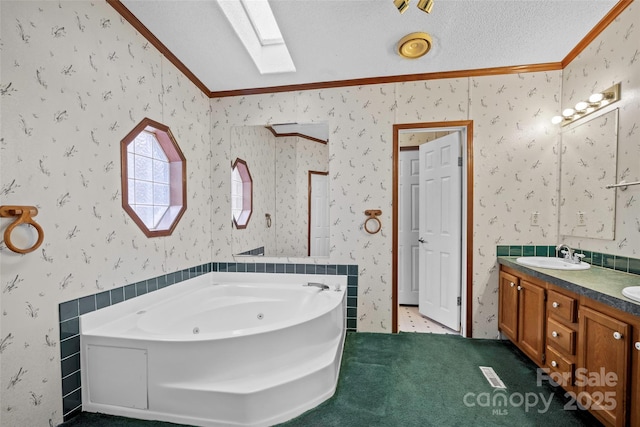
[230,126,277,255]
[559,109,618,239]
[1,2,211,426]
[230,126,328,257]
[560,2,640,255]
[274,136,300,256]
[275,135,328,257]
[0,1,637,426]
[212,73,564,339]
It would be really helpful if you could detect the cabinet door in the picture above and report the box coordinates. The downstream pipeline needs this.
[579,306,630,427]
[498,271,519,342]
[631,327,640,427]
[518,279,546,365]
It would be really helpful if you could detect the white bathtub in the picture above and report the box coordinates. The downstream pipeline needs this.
[80,272,347,427]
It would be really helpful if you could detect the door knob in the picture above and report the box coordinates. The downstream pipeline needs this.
[418,238,426,243]
[613,332,622,340]
[635,342,640,351]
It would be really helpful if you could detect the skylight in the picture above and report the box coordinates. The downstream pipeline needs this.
[217,0,296,74]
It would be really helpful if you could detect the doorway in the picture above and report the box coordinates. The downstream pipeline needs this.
[392,121,474,338]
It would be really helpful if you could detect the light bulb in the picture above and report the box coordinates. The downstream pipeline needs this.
[575,101,588,112]
[562,108,575,118]
[551,116,563,125]
[588,93,604,104]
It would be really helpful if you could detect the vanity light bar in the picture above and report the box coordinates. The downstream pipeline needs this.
[551,83,620,126]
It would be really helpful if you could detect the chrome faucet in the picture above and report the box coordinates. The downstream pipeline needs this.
[556,243,573,259]
[556,243,585,264]
[305,282,330,291]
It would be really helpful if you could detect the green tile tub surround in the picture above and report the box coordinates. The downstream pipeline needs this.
[58,262,358,422]
[496,245,640,276]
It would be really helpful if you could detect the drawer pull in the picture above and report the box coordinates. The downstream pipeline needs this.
[517,285,522,291]
[552,301,560,308]
[551,361,558,368]
[613,332,622,340]
[510,282,515,287]
[552,331,559,338]
[635,342,640,351]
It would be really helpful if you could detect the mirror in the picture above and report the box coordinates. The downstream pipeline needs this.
[231,123,330,257]
[559,109,618,239]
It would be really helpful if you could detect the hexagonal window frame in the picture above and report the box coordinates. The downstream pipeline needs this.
[121,118,187,237]
[231,158,253,229]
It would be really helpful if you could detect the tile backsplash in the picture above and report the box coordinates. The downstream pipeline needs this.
[497,245,640,276]
[58,262,357,421]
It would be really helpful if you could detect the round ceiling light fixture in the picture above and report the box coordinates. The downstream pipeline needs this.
[397,32,432,59]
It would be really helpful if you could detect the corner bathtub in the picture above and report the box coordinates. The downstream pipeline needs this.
[80,272,347,427]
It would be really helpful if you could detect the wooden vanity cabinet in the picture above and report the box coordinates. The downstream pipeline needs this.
[498,270,519,341]
[579,298,640,427]
[631,326,640,427]
[546,286,579,393]
[517,279,546,365]
[498,267,546,366]
[498,264,640,427]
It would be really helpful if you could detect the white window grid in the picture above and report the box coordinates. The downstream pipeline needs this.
[127,131,170,229]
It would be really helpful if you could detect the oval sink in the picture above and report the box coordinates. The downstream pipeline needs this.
[622,286,640,303]
[515,256,591,271]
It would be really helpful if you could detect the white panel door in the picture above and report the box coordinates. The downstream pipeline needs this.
[418,132,461,331]
[309,172,329,256]
[398,150,420,305]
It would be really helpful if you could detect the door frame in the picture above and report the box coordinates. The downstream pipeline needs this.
[392,121,474,337]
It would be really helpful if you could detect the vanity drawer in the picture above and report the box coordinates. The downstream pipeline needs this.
[546,345,574,387]
[547,290,577,323]
[547,317,576,355]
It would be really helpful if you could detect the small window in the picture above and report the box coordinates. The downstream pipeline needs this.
[121,118,186,237]
[231,158,252,229]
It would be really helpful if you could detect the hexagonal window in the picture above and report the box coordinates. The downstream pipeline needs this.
[231,158,252,229]
[121,118,186,237]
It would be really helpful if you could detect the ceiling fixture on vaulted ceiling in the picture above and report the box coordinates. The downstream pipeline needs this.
[417,0,434,13]
[216,0,295,74]
[397,32,433,59]
[394,0,410,13]
[394,0,434,14]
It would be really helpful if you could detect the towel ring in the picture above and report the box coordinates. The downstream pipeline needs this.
[0,205,45,254]
[364,209,382,235]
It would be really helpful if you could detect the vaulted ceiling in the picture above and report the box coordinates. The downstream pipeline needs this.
[112,0,621,97]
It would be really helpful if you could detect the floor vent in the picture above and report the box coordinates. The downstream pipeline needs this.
[479,366,506,389]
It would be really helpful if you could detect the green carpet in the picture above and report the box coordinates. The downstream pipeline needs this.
[60,332,601,427]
